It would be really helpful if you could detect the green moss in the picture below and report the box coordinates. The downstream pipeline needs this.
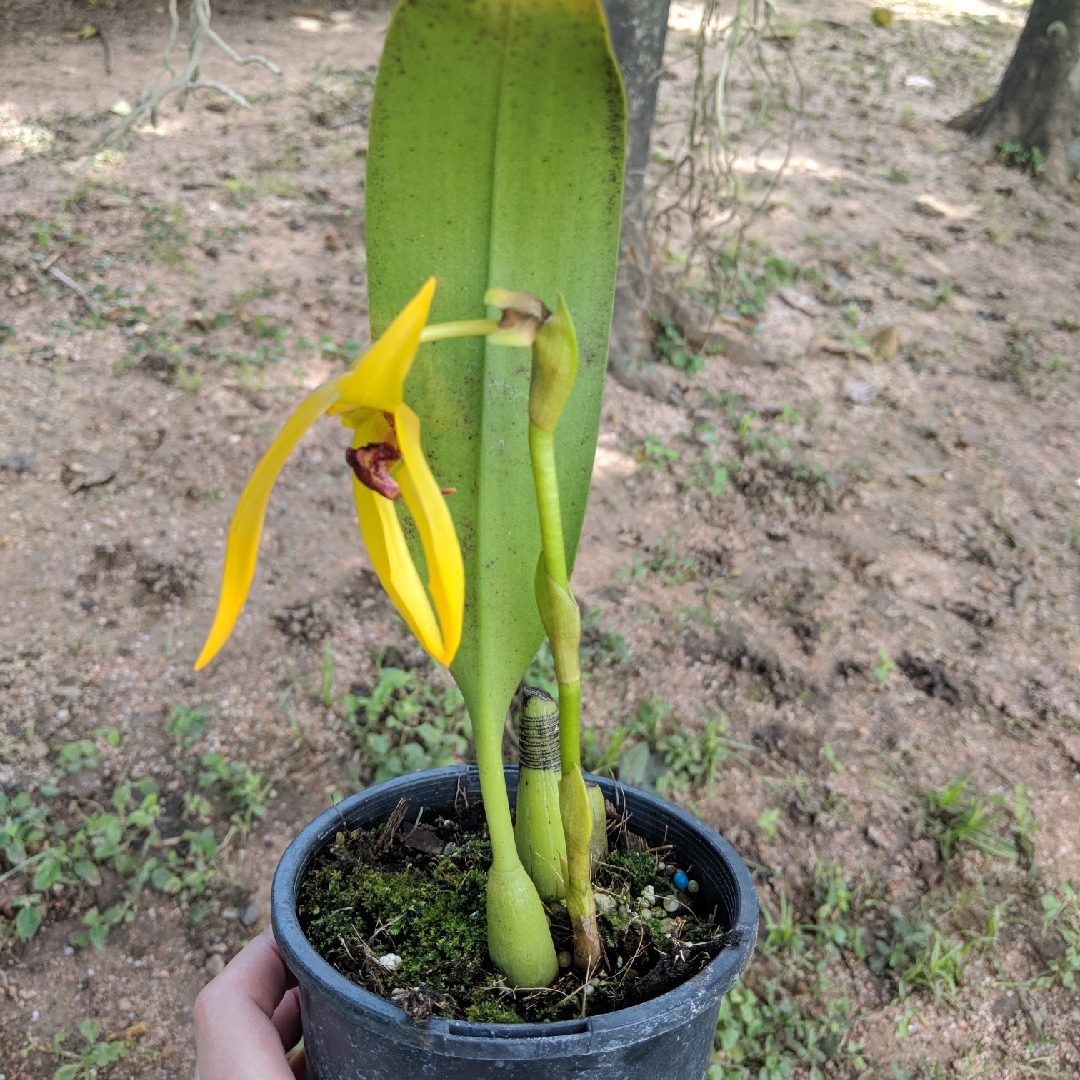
[598,850,659,895]
[299,830,493,993]
[464,1000,524,1024]
[298,819,732,1024]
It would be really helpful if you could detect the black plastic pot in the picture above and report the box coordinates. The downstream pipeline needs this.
[272,766,757,1080]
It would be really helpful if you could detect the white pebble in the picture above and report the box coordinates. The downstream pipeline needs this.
[378,953,403,972]
[663,897,679,913]
[687,880,700,894]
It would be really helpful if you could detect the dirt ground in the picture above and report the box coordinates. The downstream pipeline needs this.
[1,0,1079,1077]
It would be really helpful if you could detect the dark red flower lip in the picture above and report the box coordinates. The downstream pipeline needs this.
[346,442,402,500]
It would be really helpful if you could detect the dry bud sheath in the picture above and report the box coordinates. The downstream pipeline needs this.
[515,688,566,901]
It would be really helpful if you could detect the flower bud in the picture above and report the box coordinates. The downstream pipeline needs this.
[529,295,578,433]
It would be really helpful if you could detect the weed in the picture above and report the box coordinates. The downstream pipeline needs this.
[820,741,843,773]
[886,166,910,184]
[762,891,803,955]
[608,697,748,794]
[175,362,203,392]
[620,529,698,585]
[636,433,680,470]
[711,982,865,1079]
[757,807,781,839]
[652,315,705,376]
[873,648,896,687]
[140,200,187,263]
[920,776,1017,863]
[340,665,472,785]
[999,141,1045,176]
[198,755,272,831]
[922,282,957,311]
[1037,882,1080,988]
[55,739,100,775]
[321,641,336,707]
[165,704,210,755]
[24,1019,129,1080]
[870,907,969,1004]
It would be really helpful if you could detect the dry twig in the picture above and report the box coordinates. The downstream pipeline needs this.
[81,0,280,167]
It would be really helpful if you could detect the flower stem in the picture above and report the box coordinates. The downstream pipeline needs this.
[526,299,600,969]
[419,318,500,343]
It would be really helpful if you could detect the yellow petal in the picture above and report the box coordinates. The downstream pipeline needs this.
[332,277,435,414]
[395,404,463,665]
[351,473,446,660]
[194,378,343,670]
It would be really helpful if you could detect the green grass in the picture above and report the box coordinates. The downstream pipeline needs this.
[920,776,1018,864]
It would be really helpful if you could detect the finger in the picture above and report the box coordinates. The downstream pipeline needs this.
[271,984,303,1051]
[194,930,296,1080]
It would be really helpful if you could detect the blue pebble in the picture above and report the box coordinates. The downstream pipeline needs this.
[673,871,689,891]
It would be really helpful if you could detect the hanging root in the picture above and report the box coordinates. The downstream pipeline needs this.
[647,0,805,302]
[80,0,280,168]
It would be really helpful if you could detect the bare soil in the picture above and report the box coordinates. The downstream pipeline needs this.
[1,1,1079,1077]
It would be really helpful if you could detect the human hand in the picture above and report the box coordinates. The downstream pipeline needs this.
[193,927,307,1080]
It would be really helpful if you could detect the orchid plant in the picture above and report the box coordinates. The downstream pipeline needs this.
[197,0,625,989]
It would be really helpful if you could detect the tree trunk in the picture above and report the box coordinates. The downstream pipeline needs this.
[601,0,671,369]
[949,0,1080,188]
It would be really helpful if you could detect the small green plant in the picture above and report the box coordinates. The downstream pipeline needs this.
[25,1019,128,1080]
[652,315,705,376]
[54,739,100,775]
[321,640,336,707]
[1038,882,1080,988]
[922,281,957,311]
[999,140,1045,176]
[870,908,969,1005]
[620,528,698,585]
[140,199,187,263]
[920,776,1017,863]
[340,664,473,785]
[198,755,272,830]
[886,165,910,183]
[711,982,865,1079]
[165,704,210,755]
[873,649,896,687]
[757,807,781,839]
[637,433,680,470]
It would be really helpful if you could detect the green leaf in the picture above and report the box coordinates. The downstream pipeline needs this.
[15,903,41,941]
[89,923,110,949]
[33,855,61,892]
[367,0,625,735]
[79,1018,102,1043]
[74,859,101,886]
[54,1065,81,1080]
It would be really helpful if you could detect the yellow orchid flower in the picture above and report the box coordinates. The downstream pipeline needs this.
[195,277,463,671]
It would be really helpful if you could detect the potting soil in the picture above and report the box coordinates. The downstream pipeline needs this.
[297,796,742,1023]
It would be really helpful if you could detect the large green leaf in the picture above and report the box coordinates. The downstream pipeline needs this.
[367,0,625,732]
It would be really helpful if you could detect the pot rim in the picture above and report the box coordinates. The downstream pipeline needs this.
[272,764,757,1046]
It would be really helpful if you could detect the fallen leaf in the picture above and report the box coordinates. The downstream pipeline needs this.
[108,1021,147,1043]
[867,325,900,361]
[871,7,892,26]
[78,23,99,39]
[324,228,344,253]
